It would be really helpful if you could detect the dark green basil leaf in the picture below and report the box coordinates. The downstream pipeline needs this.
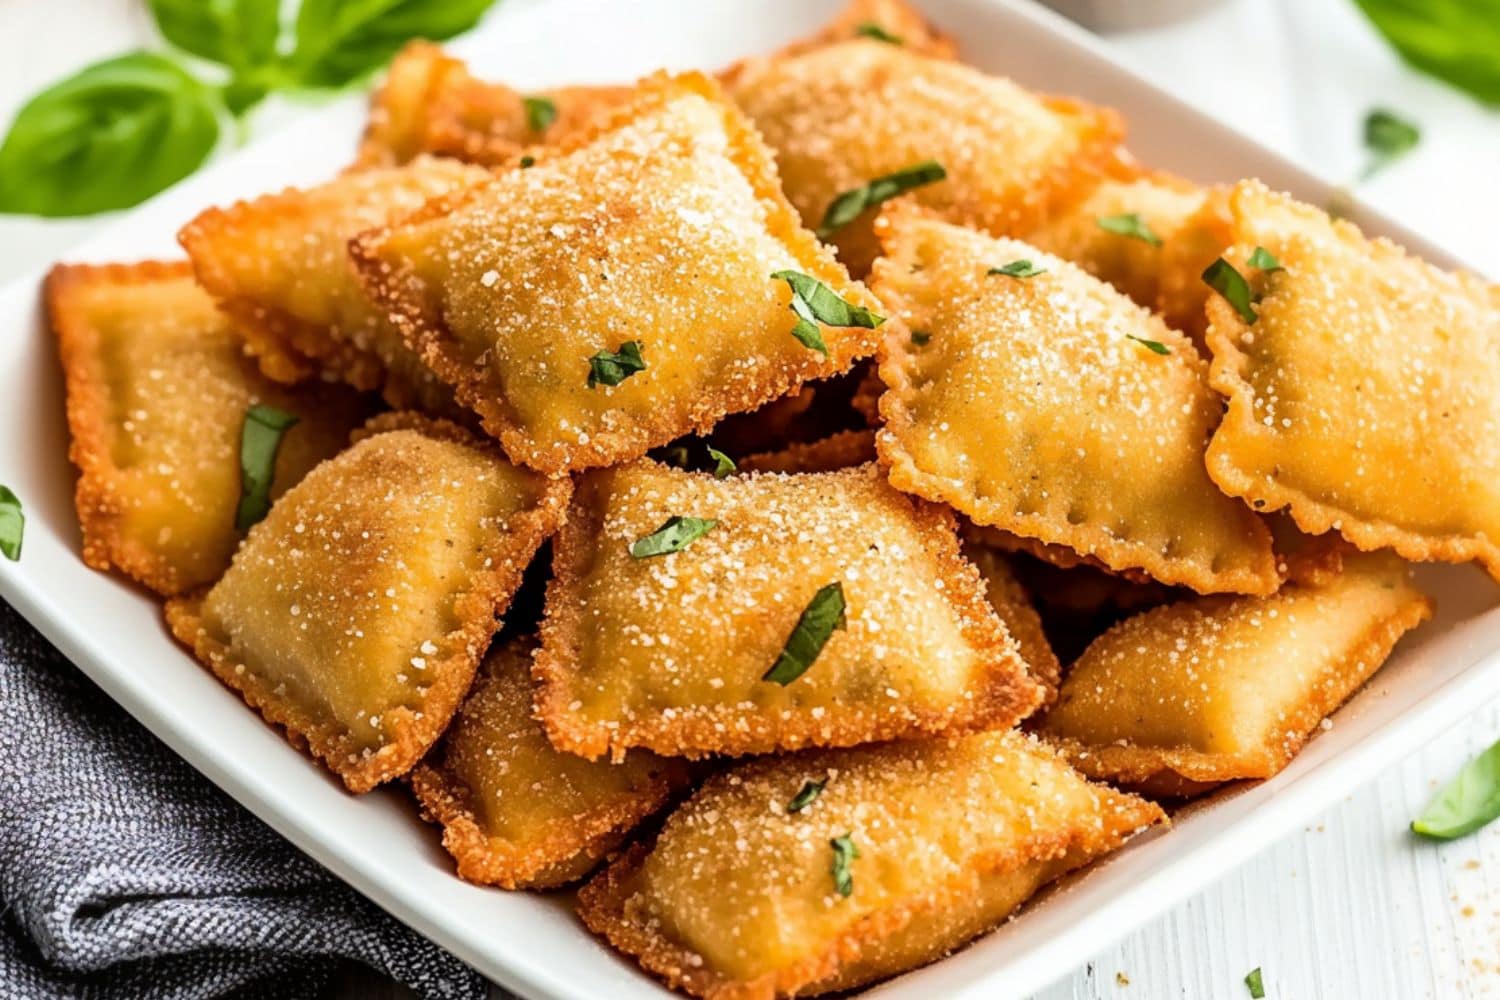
[0,486,25,561]
[524,95,557,133]
[519,154,536,168]
[988,259,1045,278]
[707,446,736,479]
[854,22,903,44]
[1411,737,1500,840]
[817,160,946,237]
[1353,0,1500,107]
[1126,334,1170,355]
[629,516,718,559]
[764,581,846,685]
[787,778,825,813]
[829,833,860,897]
[1244,968,1265,999]
[1096,212,1163,247]
[0,52,219,218]
[1362,107,1421,177]
[771,270,884,357]
[1247,246,1284,272]
[587,341,647,388]
[288,0,496,88]
[1202,257,1257,325]
[147,0,280,72]
[235,403,298,532]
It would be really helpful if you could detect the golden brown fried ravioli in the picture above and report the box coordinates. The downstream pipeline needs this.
[871,208,1278,595]
[180,157,489,413]
[962,542,1062,707]
[166,414,569,792]
[578,730,1164,999]
[1205,180,1500,581]
[1041,550,1432,796]
[410,634,694,888]
[535,460,1041,761]
[353,72,884,475]
[724,40,1121,274]
[47,261,369,596]
[739,429,877,474]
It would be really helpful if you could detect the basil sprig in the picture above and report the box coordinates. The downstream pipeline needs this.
[587,341,647,388]
[764,581,846,685]
[988,259,1045,278]
[830,834,860,897]
[817,160,946,238]
[629,516,718,559]
[1202,245,1285,325]
[1096,212,1163,247]
[853,22,903,45]
[1411,737,1500,840]
[235,403,298,532]
[771,271,884,356]
[524,95,558,133]
[787,779,826,813]
[1126,335,1170,356]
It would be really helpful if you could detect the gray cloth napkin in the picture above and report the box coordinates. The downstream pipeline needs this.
[0,599,487,1000]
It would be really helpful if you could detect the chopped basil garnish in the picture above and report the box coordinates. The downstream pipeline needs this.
[519,155,535,168]
[587,341,646,388]
[830,834,860,897]
[787,779,825,813]
[1411,736,1500,840]
[1096,212,1163,247]
[1244,967,1265,998]
[771,270,884,356]
[0,485,24,561]
[1201,258,1257,324]
[988,259,1045,278]
[1247,246,1283,272]
[235,404,298,532]
[707,446,736,479]
[1362,108,1419,178]
[910,330,932,346]
[523,95,557,133]
[629,516,718,559]
[764,581,846,685]
[817,160,946,238]
[853,21,903,44]
[1126,334,1170,355]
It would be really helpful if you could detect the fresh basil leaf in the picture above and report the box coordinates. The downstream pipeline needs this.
[1244,967,1265,999]
[1096,212,1163,247]
[629,516,718,559]
[235,403,298,532]
[1353,0,1500,107]
[707,446,736,479]
[524,95,557,133]
[1202,257,1258,325]
[1126,334,1170,355]
[764,581,846,685]
[0,52,219,218]
[771,270,884,357]
[1247,246,1284,272]
[519,154,535,168]
[1362,107,1421,177]
[587,341,646,388]
[817,160,946,237]
[147,0,280,72]
[854,22,903,44]
[988,259,1045,278]
[0,486,24,561]
[787,779,825,813]
[288,0,496,88]
[830,834,860,897]
[1411,737,1500,840]
[221,77,271,116]
[910,330,931,346]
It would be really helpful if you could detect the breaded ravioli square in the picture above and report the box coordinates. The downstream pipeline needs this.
[166,414,570,793]
[180,157,490,413]
[352,72,884,475]
[47,261,369,596]
[1041,550,1432,797]
[578,731,1165,999]
[871,208,1278,594]
[535,460,1041,761]
[723,40,1121,274]
[410,634,694,889]
[1205,180,1500,581]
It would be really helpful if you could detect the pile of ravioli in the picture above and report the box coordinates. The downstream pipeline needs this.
[46,1,1498,996]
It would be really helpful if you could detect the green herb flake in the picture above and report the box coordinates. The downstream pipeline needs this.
[1096,212,1163,247]
[587,341,646,388]
[235,403,299,532]
[1411,736,1500,840]
[910,330,932,346]
[1247,246,1284,272]
[1202,257,1258,325]
[853,21,903,44]
[0,486,25,561]
[987,259,1046,278]
[628,516,718,559]
[523,95,558,133]
[816,160,946,237]
[764,581,846,685]
[519,154,535,168]
[830,834,860,897]
[707,446,737,479]
[787,779,826,813]
[1244,967,1265,998]
[771,270,884,357]
[1126,334,1170,355]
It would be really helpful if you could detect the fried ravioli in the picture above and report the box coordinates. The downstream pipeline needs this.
[1041,550,1432,796]
[1205,180,1500,581]
[871,207,1278,594]
[724,40,1121,274]
[166,414,569,792]
[578,730,1164,999]
[47,261,369,596]
[410,634,694,888]
[180,157,490,413]
[353,73,883,474]
[535,460,1041,761]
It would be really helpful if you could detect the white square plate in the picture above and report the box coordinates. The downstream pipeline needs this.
[1,1,1497,997]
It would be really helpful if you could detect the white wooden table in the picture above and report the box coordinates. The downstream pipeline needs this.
[1,1,1496,997]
